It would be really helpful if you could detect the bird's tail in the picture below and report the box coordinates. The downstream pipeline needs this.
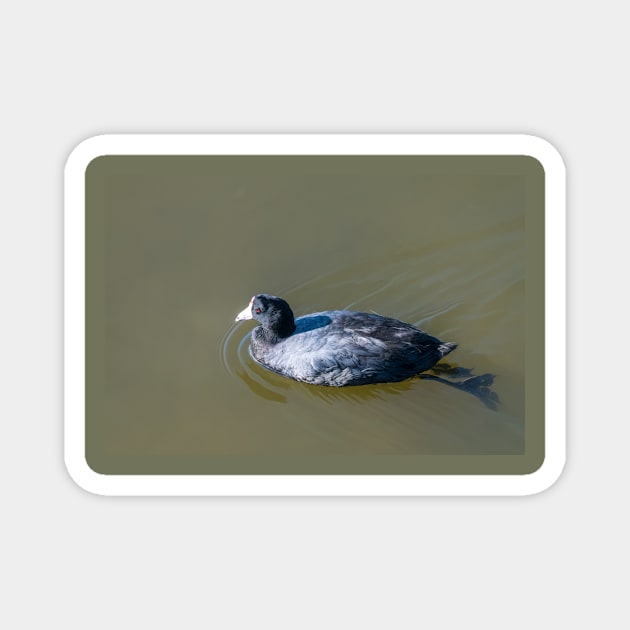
[438,341,458,358]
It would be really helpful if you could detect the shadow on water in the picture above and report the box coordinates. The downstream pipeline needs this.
[420,361,500,410]
[302,378,416,404]
[419,372,499,410]
[301,363,500,410]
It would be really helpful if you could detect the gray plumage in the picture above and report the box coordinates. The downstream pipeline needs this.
[237,294,457,387]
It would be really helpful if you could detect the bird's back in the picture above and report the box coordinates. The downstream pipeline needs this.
[251,310,456,386]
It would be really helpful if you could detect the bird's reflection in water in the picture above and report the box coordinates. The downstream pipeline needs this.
[238,355,498,410]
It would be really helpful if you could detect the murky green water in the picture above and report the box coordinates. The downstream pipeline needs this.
[87,156,542,474]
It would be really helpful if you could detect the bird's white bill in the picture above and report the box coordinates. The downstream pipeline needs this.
[235,304,253,322]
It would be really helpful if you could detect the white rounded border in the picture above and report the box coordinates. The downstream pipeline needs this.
[64,134,565,496]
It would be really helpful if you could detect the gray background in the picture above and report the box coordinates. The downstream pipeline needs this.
[2,1,625,628]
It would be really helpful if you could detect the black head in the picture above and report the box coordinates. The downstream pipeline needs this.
[235,294,296,340]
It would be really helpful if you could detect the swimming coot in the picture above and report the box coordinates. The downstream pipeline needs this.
[235,294,457,387]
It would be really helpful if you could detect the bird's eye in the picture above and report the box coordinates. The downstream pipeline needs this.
[255,307,261,314]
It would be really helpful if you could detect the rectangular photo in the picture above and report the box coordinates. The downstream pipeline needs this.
[64,134,565,495]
